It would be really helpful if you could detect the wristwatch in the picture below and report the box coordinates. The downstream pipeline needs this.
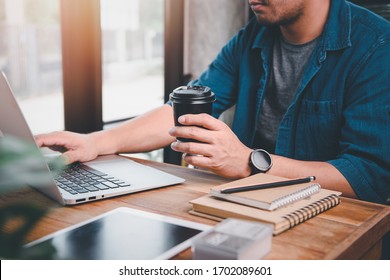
[249,149,273,174]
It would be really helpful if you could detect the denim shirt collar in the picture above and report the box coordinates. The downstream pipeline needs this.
[251,0,352,63]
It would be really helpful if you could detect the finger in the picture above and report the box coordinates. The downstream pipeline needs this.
[183,153,212,169]
[171,141,213,157]
[169,126,214,144]
[35,132,69,148]
[37,132,79,154]
[178,113,226,131]
[61,151,78,165]
[35,133,50,147]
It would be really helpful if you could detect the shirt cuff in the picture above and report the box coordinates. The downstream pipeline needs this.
[327,157,383,204]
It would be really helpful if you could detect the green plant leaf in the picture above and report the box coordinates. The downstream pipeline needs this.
[0,203,56,259]
[0,135,64,259]
[0,136,65,193]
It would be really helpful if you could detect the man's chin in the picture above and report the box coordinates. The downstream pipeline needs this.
[254,16,277,26]
[254,14,301,27]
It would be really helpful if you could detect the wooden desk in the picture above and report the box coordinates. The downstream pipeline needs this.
[1,157,389,259]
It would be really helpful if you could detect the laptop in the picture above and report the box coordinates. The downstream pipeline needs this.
[0,72,185,205]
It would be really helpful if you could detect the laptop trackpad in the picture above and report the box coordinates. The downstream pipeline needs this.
[83,155,184,188]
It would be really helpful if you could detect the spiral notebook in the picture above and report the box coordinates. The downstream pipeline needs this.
[189,174,341,235]
[210,174,321,211]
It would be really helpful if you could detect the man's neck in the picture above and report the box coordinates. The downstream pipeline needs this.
[280,0,330,45]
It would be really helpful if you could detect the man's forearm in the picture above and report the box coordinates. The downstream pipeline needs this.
[90,105,176,155]
[269,155,357,198]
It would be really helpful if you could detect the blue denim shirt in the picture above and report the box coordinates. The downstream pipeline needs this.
[189,0,390,204]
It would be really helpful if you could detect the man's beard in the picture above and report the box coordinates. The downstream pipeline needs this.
[253,4,304,27]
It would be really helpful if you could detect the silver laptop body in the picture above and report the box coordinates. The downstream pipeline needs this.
[0,72,184,205]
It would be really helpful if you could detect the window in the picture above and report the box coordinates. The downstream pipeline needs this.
[101,0,164,123]
[0,0,63,134]
[1,0,184,163]
[100,0,166,162]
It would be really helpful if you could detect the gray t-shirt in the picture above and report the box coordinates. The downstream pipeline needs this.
[255,36,319,153]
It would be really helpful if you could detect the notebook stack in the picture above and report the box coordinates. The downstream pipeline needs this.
[189,173,341,235]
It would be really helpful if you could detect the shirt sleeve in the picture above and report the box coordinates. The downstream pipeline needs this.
[327,37,390,204]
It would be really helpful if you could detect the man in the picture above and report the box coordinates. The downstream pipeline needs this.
[37,0,390,205]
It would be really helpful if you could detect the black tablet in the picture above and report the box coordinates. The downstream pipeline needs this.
[25,207,210,260]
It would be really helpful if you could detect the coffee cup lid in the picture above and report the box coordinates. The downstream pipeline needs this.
[170,86,216,104]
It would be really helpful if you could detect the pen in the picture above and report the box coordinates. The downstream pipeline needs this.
[220,176,316,194]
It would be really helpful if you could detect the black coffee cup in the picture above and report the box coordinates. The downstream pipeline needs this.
[170,85,216,142]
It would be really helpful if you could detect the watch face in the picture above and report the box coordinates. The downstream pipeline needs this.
[252,149,272,172]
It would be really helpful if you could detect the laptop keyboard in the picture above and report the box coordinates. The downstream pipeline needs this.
[54,163,131,195]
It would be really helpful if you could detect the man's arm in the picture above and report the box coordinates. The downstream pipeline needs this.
[92,104,175,154]
[37,104,175,164]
